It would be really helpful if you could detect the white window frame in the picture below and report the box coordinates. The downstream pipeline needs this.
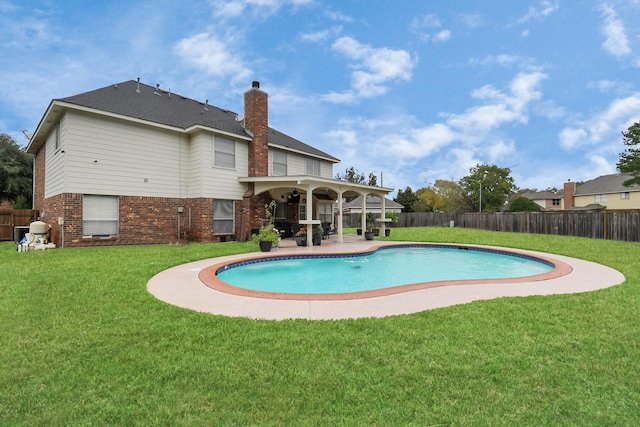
[274,203,286,221]
[272,150,287,176]
[319,202,333,224]
[213,200,234,235]
[621,192,630,200]
[214,136,235,169]
[83,195,119,237]
[305,158,320,176]
[595,194,608,203]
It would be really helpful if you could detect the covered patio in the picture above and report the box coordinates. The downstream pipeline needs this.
[239,176,394,243]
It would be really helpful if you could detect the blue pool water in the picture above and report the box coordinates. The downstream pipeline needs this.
[216,245,554,294]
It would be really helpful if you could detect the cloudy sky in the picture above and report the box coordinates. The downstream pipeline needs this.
[1,0,639,194]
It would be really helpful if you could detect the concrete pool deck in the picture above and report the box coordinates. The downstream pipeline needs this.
[147,235,625,320]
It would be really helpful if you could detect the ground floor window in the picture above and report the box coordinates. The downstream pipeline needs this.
[319,202,333,224]
[83,195,119,237]
[274,202,286,221]
[214,200,234,235]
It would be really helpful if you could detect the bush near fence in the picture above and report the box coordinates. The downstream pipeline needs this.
[392,210,640,242]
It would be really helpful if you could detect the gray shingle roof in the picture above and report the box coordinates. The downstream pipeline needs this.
[575,173,640,195]
[56,80,338,161]
[343,195,404,209]
[520,191,561,200]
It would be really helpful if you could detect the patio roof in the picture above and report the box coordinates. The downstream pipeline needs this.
[238,175,394,242]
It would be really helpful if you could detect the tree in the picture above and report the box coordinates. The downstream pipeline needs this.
[617,122,640,186]
[335,167,378,186]
[394,186,419,212]
[418,179,466,212]
[459,164,516,212]
[509,197,542,212]
[0,133,33,207]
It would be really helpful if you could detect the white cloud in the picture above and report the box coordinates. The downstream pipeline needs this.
[209,0,313,19]
[446,71,546,133]
[174,32,252,82]
[559,127,588,149]
[300,26,341,43]
[411,14,451,42]
[558,93,640,149]
[513,0,559,25]
[323,36,416,103]
[598,4,631,58]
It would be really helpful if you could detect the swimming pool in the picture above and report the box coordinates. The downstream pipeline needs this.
[212,244,557,298]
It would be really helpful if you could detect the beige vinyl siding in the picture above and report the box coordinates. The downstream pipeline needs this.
[193,133,248,199]
[44,115,66,198]
[285,152,332,178]
[63,111,185,197]
[574,191,640,209]
[320,160,333,179]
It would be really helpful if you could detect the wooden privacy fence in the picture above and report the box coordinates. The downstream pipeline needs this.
[397,210,640,242]
[0,209,39,242]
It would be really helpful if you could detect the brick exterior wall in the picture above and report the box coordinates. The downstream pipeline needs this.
[36,193,247,247]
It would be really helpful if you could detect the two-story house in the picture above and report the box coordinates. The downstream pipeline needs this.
[27,79,392,247]
[563,173,640,210]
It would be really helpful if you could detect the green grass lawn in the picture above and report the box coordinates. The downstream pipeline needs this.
[1,228,639,426]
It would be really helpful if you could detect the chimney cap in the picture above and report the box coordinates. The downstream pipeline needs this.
[252,81,260,88]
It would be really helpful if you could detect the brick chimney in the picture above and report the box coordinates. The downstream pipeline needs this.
[563,180,576,209]
[244,81,268,177]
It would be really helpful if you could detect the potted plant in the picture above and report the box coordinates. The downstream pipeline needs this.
[294,227,307,246]
[251,201,280,252]
[312,224,323,246]
[385,211,399,237]
[365,213,376,240]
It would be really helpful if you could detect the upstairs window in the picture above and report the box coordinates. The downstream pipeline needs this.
[621,192,630,200]
[552,199,560,206]
[214,136,235,169]
[272,150,287,176]
[595,194,607,203]
[305,158,320,176]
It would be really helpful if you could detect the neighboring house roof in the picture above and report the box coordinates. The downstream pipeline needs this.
[28,79,338,162]
[343,195,404,210]
[575,173,640,195]
[568,203,606,211]
[520,191,561,200]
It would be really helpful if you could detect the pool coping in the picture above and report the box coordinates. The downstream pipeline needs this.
[146,240,626,320]
[199,243,573,301]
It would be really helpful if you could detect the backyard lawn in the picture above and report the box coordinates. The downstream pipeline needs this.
[1,228,639,426]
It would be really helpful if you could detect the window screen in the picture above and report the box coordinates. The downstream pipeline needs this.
[214,200,234,235]
[214,137,235,168]
[83,195,119,236]
[272,150,287,176]
[305,158,320,176]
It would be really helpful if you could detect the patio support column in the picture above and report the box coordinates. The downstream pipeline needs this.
[361,194,367,240]
[380,194,386,236]
[337,188,344,243]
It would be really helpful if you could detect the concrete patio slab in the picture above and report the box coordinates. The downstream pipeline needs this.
[147,236,625,320]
